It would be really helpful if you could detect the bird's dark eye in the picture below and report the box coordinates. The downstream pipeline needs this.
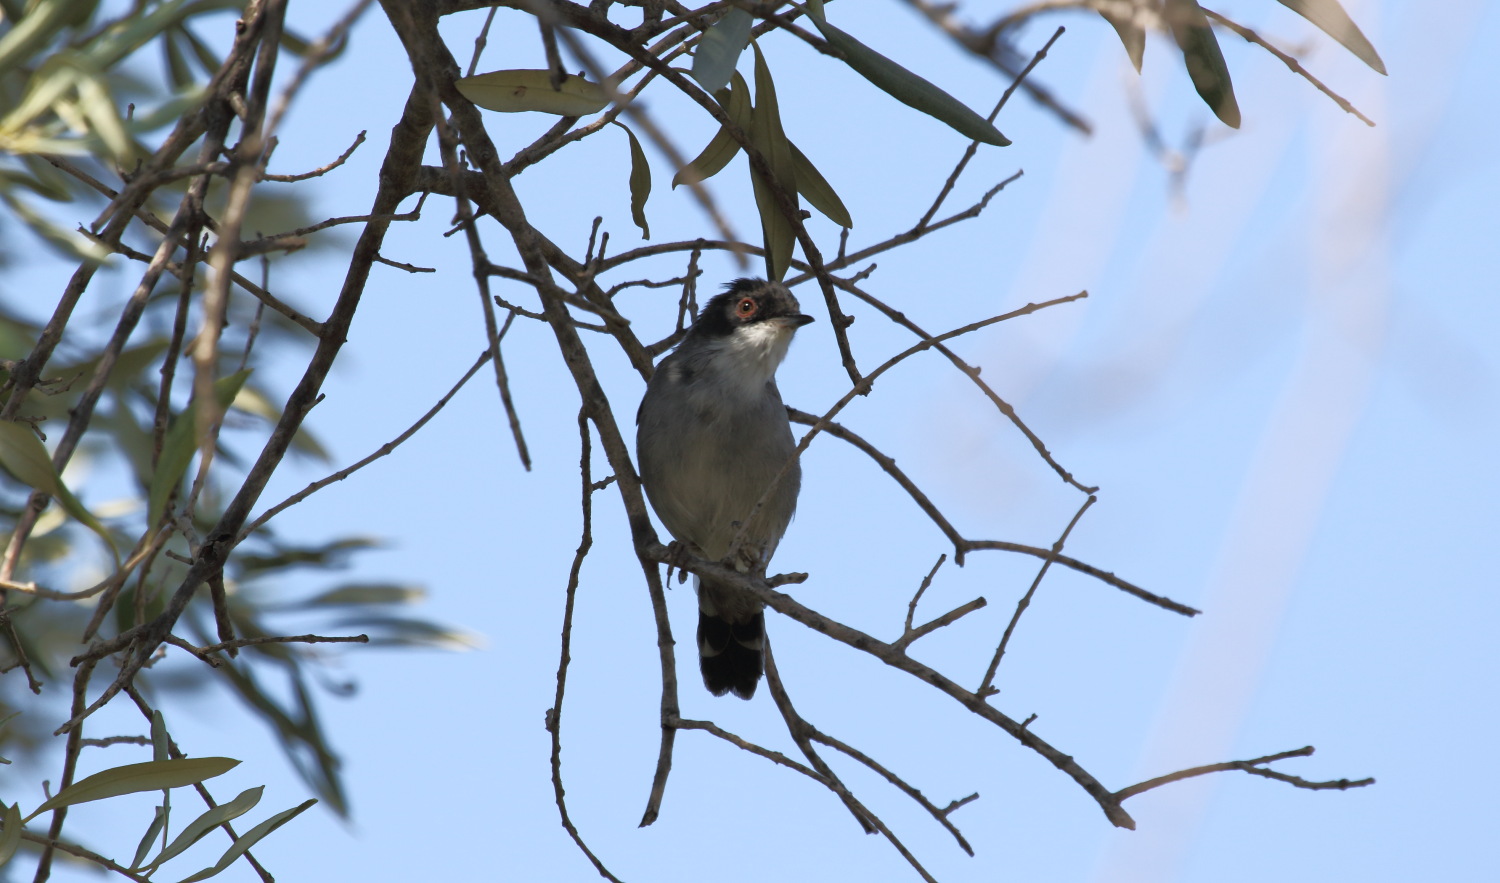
[736,297,757,319]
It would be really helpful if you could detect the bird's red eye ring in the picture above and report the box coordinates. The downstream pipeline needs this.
[736,297,757,318]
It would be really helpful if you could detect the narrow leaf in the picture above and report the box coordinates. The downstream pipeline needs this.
[1099,7,1147,72]
[180,25,222,74]
[130,806,168,871]
[807,15,1010,146]
[147,369,251,526]
[455,70,610,116]
[0,191,110,260]
[176,799,316,883]
[151,710,169,762]
[617,122,652,239]
[672,75,751,189]
[0,420,66,500]
[1164,0,1240,128]
[0,419,117,561]
[748,43,799,282]
[790,141,851,228]
[0,0,92,78]
[692,7,753,93]
[163,30,195,90]
[147,786,263,870]
[0,803,22,868]
[294,583,426,608]
[1275,0,1385,74]
[25,758,240,822]
[77,69,138,162]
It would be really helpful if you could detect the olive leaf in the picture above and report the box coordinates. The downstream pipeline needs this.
[147,368,251,527]
[748,42,799,282]
[672,73,752,189]
[1164,0,1240,128]
[691,7,753,93]
[790,142,851,229]
[1275,0,1385,74]
[175,799,316,883]
[803,2,1009,146]
[25,758,240,822]
[0,419,118,563]
[456,70,610,116]
[1100,5,1147,73]
[617,121,652,239]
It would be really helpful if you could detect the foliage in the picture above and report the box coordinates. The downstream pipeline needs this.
[0,0,1382,880]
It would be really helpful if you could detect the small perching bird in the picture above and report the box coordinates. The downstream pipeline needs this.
[636,278,814,699]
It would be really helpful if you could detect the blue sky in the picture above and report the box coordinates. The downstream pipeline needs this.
[6,1,1498,881]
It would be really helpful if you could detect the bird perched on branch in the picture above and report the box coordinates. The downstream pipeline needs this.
[636,278,814,699]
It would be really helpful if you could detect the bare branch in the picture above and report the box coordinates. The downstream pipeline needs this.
[1204,9,1376,126]
[241,347,495,541]
[978,494,1096,696]
[545,411,623,882]
[1116,746,1376,801]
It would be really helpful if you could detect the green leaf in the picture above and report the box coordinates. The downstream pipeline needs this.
[73,69,139,164]
[331,614,482,650]
[0,0,94,78]
[130,806,168,871]
[0,419,118,562]
[163,30,195,90]
[455,70,610,116]
[180,24,222,74]
[790,141,851,228]
[748,43,799,282]
[0,421,66,499]
[805,12,1010,146]
[176,799,315,883]
[1164,0,1240,128]
[151,710,169,762]
[147,786,263,871]
[20,153,75,201]
[617,121,651,239]
[25,758,240,822]
[691,7,753,93]
[83,0,239,71]
[0,190,110,261]
[672,74,751,189]
[1275,0,1385,74]
[0,802,22,869]
[293,583,426,608]
[1099,7,1146,72]
[147,368,251,527]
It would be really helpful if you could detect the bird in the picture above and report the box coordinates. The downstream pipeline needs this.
[636,278,814,699]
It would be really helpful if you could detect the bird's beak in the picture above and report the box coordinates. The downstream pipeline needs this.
[783,314,815,328]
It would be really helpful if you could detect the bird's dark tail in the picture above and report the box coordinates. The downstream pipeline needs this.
[697,610,764,699]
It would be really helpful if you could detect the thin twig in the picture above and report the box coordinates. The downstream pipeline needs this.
[649,542,1138,829]
[1115,745,1375,801]
[240,347,495,541]
[435,111,532,470]
[921,26,1065,228]
[1204,9,1376,126]
[168,632,369,665]
[727,292,1091,563]
[903,555,947,634]
[262,129,367,181]
[978,494,1096,696]
[544,411,623,883]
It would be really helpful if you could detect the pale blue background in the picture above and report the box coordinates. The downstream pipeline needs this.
[7,1,1497,880]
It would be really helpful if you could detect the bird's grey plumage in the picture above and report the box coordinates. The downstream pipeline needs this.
[636,279,813,699]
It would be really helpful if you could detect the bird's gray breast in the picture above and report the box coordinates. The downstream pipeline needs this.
[637,357,800,565]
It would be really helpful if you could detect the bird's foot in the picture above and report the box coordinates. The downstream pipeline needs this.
[663,541,694,585]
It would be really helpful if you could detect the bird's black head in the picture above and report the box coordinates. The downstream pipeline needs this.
[691,278,815,338]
